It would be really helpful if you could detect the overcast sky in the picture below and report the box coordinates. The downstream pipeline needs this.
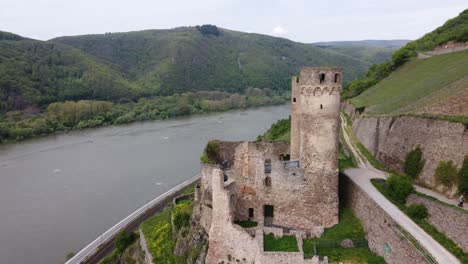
[0,0,466,42]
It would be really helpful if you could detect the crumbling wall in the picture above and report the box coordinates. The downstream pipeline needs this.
[343,175,428,264]
[228,141,337,231]
[205,166,260,264]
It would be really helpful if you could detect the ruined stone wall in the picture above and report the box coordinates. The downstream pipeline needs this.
[204,165,261,264]
[291,76,301,160]
[342,97,468,198]
[226,141,338,230]
[351,115,467,197]
[343,175,428,264]
[407,194,468,252]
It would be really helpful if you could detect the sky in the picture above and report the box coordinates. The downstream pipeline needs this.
[0,0,466,43]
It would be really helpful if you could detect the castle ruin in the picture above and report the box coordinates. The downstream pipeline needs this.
[193,67,343,263]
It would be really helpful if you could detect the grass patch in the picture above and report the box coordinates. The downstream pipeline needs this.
[140,207,182,263]
[317,248,385,264]
[180,180,199,195]
[263,234,299,252]
[234,220,258,228]
[303,208,383,262]
[339,142,355,170]
[371,178,468,262]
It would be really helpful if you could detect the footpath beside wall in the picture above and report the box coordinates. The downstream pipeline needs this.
[342,102,467,198]
[342,175,428,264]
[407,194,468,252]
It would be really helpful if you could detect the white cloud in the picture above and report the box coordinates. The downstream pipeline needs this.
[271,26,288,36]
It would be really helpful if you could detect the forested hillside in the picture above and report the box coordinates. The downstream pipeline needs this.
[0,26,394,114]
[51,26,377,97]
[0,31,139,112]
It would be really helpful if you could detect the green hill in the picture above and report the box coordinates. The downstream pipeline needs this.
[50,27,378,96]
[0,32,139,112]
[350,50,468,116]
[342,9,468,100]
[0,25,395,113]
[314,45,396,65]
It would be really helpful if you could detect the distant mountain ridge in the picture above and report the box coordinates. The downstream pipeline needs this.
[1,26,396,112]
[312,39,411,49]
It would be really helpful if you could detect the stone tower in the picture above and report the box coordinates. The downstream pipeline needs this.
[291,67,342,227]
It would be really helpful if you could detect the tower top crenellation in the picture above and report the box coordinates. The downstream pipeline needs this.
[296,67,343,86]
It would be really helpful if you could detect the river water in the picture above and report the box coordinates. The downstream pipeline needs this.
[0,105,289,264]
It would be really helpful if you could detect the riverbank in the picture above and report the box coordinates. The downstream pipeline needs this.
[0,89,289,143]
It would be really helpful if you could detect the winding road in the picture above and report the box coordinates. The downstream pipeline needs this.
[340,114,460,264]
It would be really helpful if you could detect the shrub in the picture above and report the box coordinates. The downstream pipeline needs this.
[459,156,468,195]
[173,202,193,230]
[115,230,137,253]
[435,160,458,188]
[386,174,414,204]
[196,24,220,36]
[404,145,426,179]
[406,204,428,220]
[200,140,220,164]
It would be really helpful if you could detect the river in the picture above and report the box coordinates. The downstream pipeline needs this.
[0,105,289,264]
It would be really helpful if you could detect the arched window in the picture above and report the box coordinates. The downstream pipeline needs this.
[319,73,326,84]
[320,104,323,109]
[334,73,339,83]
[293,98,296,103]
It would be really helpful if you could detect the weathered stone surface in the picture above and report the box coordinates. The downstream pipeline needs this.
[340,239,354,248]
[343,175,428,264]
[407,194,468,252]
[351,114,467,197]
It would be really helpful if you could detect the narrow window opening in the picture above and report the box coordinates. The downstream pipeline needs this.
[319,73,326,84]
[248,208,254,218]
[320,104,323,109]
[334,73,339,83]
[264,159,272,173]
[293,97,296,103]
[264,176,271,187]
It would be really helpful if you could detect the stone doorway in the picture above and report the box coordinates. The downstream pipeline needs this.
[264,205,274,225]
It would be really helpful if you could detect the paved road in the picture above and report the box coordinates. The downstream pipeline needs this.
[66,175,200,264]
[340,114,460,264]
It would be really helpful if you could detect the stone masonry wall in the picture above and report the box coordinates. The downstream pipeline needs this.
[343,175,428,264]
[407,194,468,252]
[342,102,467,198]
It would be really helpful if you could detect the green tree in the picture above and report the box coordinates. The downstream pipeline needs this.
[458,156,468,195]
[406,204,428,221]
[115,230,136,253]
[386,174,414,204]
[404,145,426,179]
[435,160,458,188]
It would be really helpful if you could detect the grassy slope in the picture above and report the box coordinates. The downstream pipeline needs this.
[350,50,468,115]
